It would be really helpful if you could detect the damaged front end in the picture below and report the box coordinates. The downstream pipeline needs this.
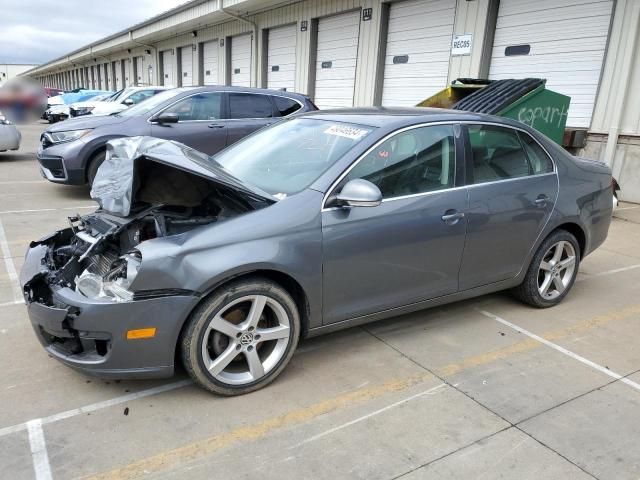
[20,136,273,377]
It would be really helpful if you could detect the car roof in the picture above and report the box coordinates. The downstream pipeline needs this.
[295,107,528,130]
[177,85,311,101]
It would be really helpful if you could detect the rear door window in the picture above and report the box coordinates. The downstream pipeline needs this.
[518,131,554,174]
[273,96,302,116]
[467,124,532,184]
[228,93,274,119]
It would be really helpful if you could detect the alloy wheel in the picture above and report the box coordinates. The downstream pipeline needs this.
[537,240,577,300]
[200,294,291,385]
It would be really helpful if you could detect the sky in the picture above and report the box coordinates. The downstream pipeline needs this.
[1,0,193,65]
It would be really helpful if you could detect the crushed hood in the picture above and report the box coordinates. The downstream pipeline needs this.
[90,136,275,216]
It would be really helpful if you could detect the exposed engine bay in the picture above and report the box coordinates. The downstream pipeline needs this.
[25,137,273,306]
[27,195,247,305]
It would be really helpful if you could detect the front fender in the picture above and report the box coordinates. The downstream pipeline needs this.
[131,190,325,328]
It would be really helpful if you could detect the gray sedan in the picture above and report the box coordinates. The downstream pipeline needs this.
[36,86,316,185]
[21,108,612,395]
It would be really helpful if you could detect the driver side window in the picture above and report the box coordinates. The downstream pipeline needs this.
[342,125,455,199]
[162,93,222,121]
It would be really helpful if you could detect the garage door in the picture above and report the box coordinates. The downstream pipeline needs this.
[135,57,144,85]
[162,50,175,87]
[202,40,219,85]
[267,24,297,91]
[489,0,614,128]
[314,11,360,108]
[103,64,111,90]
[231,33,252,87]
[114,60,122,90]
[180,46,194,86]
[381,0,455,106]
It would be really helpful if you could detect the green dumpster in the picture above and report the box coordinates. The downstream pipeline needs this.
[417,78,571,145]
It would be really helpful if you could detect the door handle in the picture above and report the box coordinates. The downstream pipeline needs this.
[208,123,224,129]
[441,210,465,225]
[534,195,549,206]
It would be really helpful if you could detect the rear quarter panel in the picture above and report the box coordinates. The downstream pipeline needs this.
[542,140,612,257]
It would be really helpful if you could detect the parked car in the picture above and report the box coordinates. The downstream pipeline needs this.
[37,86,316,185]
[45,90,111,123]
[612,176,620,210]
[21,109,613,395]
[44,87,65,98]
[0,114,20,151]
[69,86,169,118]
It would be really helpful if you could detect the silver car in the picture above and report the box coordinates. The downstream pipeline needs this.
[21,108,613,395]
[0,115,20,152]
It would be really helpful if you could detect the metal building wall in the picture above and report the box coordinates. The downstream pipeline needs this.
[579,0,640,202]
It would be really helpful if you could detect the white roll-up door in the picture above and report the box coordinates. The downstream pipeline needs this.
[231,33,252,87]
[489,0,614,129]
[267,24,297,91]
[180,46,194,86]
[381,0,455,106]
[104,64,111,90]
[202,40,219,85]
[115,60,122,90]
[162,50,175,87]
[135,57,144,85]
[314,11,361,109]
[124,60,131,87]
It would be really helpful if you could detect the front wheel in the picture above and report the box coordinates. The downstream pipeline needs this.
[512,230,580,308]
[86,150,106,187]
[181,278,300,395]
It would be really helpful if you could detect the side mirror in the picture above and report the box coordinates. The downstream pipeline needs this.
[335,179,382,208]
[154,112,179,124]
[123,98,134,106]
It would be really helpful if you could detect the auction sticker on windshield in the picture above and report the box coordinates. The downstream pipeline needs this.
[324,124,370,140]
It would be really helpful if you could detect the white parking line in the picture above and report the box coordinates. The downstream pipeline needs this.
[0,219,22,303]
[0,299,24,308]
[615,205,640,211]
[292,383,448,448]
[477,309,640,392]
[577,263,640,280]
[0,205,94,215]
[27,419,52,480]
[0,379,192,438]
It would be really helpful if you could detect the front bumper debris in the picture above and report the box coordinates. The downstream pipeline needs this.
[21,238,199,379]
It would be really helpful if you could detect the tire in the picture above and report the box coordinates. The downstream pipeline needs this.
[181,277,300,395]
[512,230,580,308]
[86,150,106,186]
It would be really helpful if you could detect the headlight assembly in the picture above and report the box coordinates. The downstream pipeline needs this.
[72,106,94,117]
[45,129,92,145]
[75,251,141,303]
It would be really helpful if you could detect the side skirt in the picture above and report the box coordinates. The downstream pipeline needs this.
[305,277,521,338]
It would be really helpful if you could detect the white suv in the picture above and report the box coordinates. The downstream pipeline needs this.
[70,86,169,117]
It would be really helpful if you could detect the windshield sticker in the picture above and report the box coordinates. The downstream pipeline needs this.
[324,125,369,140]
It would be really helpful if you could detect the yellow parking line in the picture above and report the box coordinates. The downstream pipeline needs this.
[437,303,640,377]
[85,302,640,479]
[85,372,436,480]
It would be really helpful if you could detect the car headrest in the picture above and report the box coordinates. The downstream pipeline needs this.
[395,133,417,157]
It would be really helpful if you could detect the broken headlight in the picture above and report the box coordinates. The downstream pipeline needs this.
[76,251,141,302]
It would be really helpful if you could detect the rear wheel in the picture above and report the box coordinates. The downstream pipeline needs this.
[512,230,580,308]
[86,149,106,186]
[181,278,300,395]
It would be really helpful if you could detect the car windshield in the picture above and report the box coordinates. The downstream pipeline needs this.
[214,118,375,197]
[119,88,185,117]
[109,89,126,102]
